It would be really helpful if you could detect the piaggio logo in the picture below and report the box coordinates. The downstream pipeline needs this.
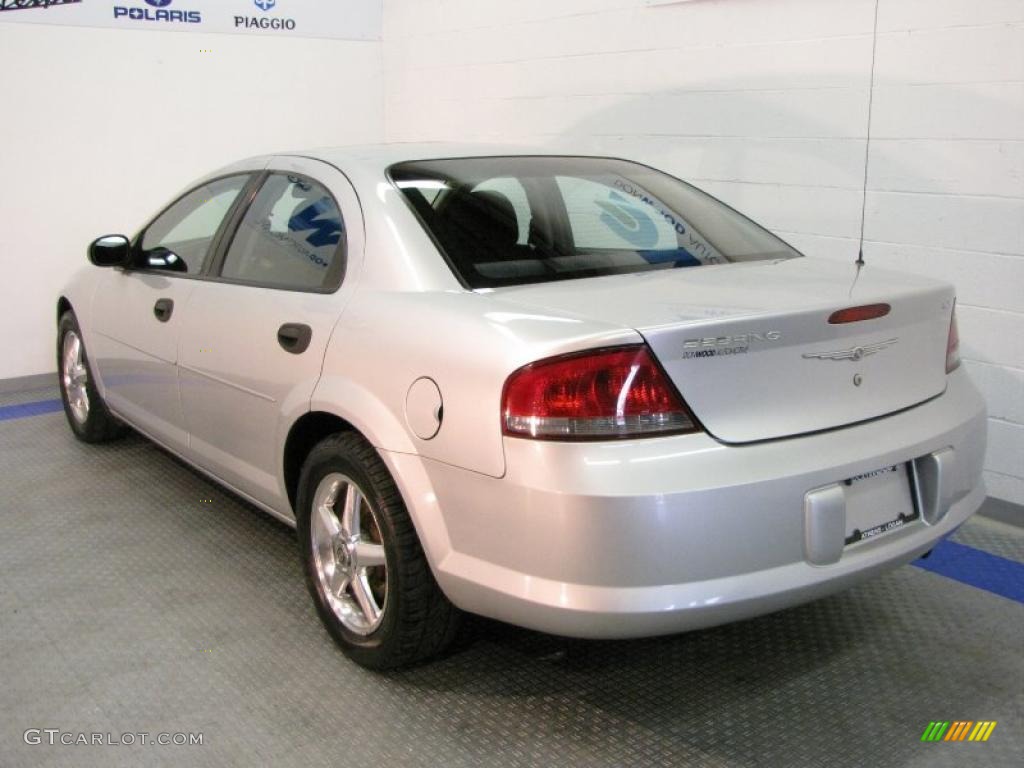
[920,721,997,742]
[235,0,295,30]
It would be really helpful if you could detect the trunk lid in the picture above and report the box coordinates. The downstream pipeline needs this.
[492,258,954,443]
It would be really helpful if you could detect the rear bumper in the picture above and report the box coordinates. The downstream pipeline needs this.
[385,367,987,638]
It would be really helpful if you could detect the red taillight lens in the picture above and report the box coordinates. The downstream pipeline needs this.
[828,303,891,324]
[502,345,699,440]
[946,304,961,373]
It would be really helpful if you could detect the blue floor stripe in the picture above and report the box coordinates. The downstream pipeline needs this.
[913,539,1024,604]
[0,399,63,421]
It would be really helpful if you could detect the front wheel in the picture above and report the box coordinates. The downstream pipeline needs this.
[57,311,127,443]
[296,432,460,669]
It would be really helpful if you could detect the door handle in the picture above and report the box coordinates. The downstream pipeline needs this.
[153,298,174,322]
[277,323,312,354]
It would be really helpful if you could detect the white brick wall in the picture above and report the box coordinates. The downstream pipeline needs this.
[384,0,1024,505]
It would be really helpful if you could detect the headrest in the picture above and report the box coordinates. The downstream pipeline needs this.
[440,188,519,252]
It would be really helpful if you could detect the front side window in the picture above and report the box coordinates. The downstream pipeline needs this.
[140,175,249,274]
[390,156,801,288]
[219,173,345,291]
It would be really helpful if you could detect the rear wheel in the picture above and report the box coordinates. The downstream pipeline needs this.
[57,311,127,443]
[296,432,460,669]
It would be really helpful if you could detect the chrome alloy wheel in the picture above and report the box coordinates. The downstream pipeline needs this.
[310,473,388,635]
[62,330,90,425]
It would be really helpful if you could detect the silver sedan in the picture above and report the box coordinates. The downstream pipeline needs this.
[57,145,987,668]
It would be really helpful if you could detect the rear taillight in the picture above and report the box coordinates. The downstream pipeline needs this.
[501,345,699,440]
[946,303,961,373]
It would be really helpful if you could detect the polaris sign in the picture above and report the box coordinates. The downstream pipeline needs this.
[0,0,382,40]
[113,1,200,25]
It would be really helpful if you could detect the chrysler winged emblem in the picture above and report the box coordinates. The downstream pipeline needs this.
[802,338,898,361]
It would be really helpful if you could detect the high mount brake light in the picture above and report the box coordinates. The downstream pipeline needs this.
[501,345,700,440]
[828,304,891,324]
[946,303,961,373]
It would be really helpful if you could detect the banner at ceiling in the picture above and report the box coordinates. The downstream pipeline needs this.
[0,0,382,41]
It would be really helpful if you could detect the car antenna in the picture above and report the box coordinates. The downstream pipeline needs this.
[856,0,881,268]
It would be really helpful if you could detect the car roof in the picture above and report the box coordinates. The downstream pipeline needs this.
[274,142,595,174]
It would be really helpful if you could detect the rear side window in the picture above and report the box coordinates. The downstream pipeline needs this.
[141,175,249,274]
[219,173,346,291]
[390,156,800,288]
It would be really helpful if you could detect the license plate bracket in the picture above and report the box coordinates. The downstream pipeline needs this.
[843,463,918,545]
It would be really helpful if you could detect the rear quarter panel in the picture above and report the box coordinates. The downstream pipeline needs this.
[313,289,640,478]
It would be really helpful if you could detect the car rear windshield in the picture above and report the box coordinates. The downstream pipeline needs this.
[389,156,801,289]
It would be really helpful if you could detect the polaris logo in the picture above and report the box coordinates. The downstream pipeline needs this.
[114,0,200,23]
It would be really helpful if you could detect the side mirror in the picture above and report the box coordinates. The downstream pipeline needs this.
[88,235,131,267]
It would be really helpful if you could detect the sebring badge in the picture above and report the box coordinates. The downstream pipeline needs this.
[802,338,898,361]
[681,330,782,359]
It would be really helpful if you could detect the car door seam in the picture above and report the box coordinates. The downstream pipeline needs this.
[177,362,277,403]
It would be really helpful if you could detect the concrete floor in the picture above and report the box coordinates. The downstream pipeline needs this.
[1,385,1022,767]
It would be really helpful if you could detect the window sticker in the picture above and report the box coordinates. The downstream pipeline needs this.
[609,176,725,266]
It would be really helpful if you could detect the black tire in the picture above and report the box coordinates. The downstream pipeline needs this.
[57,310,127,443]
[296,432,460,669]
